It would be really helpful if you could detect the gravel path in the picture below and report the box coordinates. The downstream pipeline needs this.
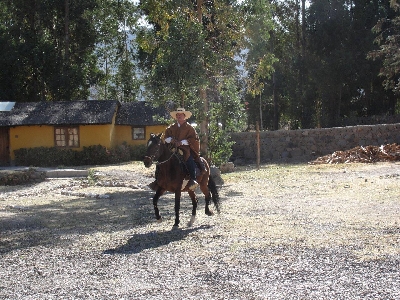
[0,161,399,299]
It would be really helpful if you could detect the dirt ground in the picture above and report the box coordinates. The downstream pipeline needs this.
[0,161,399,299]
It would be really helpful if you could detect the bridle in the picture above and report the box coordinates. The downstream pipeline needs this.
[144,138,176,165]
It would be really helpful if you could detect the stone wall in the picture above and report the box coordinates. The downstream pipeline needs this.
[0,168,46,185]
[230,123,400,163]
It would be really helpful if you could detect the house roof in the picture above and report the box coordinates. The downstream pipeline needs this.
[0,100,119,126]
[0,100,169,127]
[116,101,169,126]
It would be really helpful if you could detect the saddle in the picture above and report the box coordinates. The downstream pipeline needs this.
[171,148,205,178]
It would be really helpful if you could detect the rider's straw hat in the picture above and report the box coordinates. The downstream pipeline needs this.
[170,107,192,119]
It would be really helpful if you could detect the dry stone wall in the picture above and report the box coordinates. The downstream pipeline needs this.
[230,123,400,163]
[0,168,46,185]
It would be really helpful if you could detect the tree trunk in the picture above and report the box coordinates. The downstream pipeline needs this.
[197,0,208,158]
[64,0,70,101]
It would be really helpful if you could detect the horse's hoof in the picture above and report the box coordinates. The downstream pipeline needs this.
[187,215,196,227]
[205,210,214,216]
[156,217,162,223]
[172,225,180,230]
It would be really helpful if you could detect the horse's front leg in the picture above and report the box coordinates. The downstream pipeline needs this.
[173,190,182,227]
[187,190,198,227]
[153,188,165,222]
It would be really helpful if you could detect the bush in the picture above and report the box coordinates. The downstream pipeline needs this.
[14,147,77,167]
[110,142,132,163]
[130,144,147,161]
[77,145,111,165]
[14,143,148,167]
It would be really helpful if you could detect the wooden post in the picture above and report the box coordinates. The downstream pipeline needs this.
[256,121,260,169]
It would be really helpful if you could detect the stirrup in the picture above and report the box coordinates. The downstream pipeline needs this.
[188,179,199,191]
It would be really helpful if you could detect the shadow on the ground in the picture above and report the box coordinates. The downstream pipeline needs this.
[103,224,213,254]
[0,188,175,254]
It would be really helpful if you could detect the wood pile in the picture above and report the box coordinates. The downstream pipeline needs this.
[310,143,400,164]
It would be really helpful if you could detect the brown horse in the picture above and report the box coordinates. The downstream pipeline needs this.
[143,133,220,227]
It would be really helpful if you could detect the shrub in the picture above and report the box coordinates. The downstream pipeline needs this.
[14,147,77,167]
[110,142,132,163]
[130,144,147,161]
[77,145,111,165]
[14,143,147,167]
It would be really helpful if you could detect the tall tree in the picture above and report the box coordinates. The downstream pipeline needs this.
[305,0,394,127]
[0,0,99,102]
[137,0,246,163]
[242,0,277,130]
[92,0,140,102]
[368,0,400,113]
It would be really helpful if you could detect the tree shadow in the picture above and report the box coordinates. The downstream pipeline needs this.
[0,189,160,254]
[103,224,213,254]
[0,187,219,254]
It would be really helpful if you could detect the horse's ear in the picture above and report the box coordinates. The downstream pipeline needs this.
[157,133,162,138]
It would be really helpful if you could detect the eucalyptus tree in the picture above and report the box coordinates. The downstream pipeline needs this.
[242,0,277,130]
[274,0,312,129]
[137,0,246,162]
[368,0,400,113]
[92,0,140,102]
[306,0,398,127]
[0,0,99,102]
[306,0,354,127]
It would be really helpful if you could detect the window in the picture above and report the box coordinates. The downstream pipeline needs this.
[132,127,145,140]
[55,127,80,148]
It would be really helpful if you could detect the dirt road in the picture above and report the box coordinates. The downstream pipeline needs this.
[0,161,399,299]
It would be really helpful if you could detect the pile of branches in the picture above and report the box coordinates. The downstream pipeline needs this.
[310,143,400,164]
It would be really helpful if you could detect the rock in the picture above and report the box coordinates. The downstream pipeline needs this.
[210,166,224,186]
[219,162,235,173]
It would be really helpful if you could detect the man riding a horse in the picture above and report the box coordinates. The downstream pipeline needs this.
[148,107,206,191]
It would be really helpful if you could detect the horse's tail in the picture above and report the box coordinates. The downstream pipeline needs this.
[207,175,221,214]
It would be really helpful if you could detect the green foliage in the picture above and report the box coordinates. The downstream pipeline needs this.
[87,169,99,185]
[1,0,399,142]
[138,0,246,163]
[243,0,277,96]
[368,1,400,96]
[92,0,140,101]
[0,0,99,102]
[14,147,78,167]
[78,145,111,165]
[129,144,147,161]
[137,6,208,105]
[205,80,246,166]
[110,142,133,163]
[207,122,235,167]
[14,144,146,167]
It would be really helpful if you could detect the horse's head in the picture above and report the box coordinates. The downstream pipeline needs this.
[143,133,163,168]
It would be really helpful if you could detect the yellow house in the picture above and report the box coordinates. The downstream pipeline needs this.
[114,101,168,147]
[0,100,169,166]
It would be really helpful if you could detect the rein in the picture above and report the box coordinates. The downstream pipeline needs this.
[155,152,175,165]
[145,140,178,165]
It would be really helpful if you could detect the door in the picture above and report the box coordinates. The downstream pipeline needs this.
[0,127,10,166]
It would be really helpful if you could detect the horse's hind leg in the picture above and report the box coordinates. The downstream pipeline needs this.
[187,190,198,227]
[200,183,213,216]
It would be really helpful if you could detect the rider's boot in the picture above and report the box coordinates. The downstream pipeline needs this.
[186,156,199,191]
[195,157,207,176]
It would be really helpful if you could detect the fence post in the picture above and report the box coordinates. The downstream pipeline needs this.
[256,121,260,169]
